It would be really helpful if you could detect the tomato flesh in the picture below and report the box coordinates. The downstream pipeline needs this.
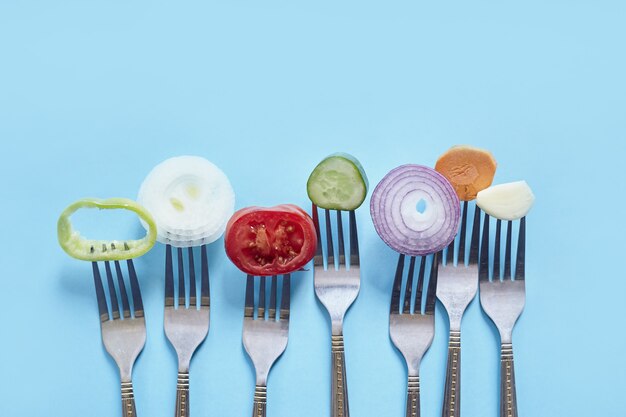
[225,204,317,276]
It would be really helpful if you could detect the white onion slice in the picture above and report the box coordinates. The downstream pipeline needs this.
[370,164,460,256]
[476,181,534,220]
[138,156,235,247]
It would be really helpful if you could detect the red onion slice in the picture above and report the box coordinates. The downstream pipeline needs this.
[370,164,461,256]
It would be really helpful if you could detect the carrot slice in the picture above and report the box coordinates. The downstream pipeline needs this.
[435,145,497,201]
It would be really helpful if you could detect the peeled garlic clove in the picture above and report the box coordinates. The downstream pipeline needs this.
[476,181,535,220]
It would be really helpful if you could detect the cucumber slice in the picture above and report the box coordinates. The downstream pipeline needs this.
[307,153,369,210]
[57,198,157,261]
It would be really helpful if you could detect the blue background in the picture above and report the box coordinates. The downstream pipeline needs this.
[1,1,624,416]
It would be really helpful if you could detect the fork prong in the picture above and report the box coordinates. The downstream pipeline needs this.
[425,252,439,314]
[504,220,513,280]
[104,261,120,320]
[280,274,291,321]
[200,244,210,307]
[244,275,255,318]
[402,256,417,314]
[313,204,323,265]
[336,210,346,267]
[468,206,481,264]
[177,248,186,308]
[258,276,266,319]
[416,256,427,313]
[269,275,278,319]
[188,247,197,307]
[390,254,405,314]
[349,210,360,266]
[165,245,175,307]
[92,262,109,322]
[494,219,502,281]
[127,259,144,318]
[458,201,469,265]
[114,261,131,318]
[324,209,335,267]
[479,214,490,282]
[515,217,526,280]
[446,237,455,265]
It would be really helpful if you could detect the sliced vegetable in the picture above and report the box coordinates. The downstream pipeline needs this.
[138,156,235,247]
[370,164,460,256]
[476,181,535,220]
[57,198,157,261]
[224,204,317,276]
[435,145,497,201]
[307,153,368,210]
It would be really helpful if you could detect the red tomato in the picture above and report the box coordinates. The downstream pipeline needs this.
[225,204,317,276]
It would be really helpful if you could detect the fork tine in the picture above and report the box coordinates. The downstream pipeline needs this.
[280,274,291,321]
[446,237,455,265]
[177,248,186,308]
[349,210,360,266]
[104,261,120,319]
[503,220,513,280]
[127,258,144,318]
[269,275,278,319]
[92,262,109,322]
[188,247,197,307]
[200,244,210,307]
[415,256,427,313]
[165,245,175,307]
[324,209,335,267]
[515,217,526,280]
[336,210,346,266]
[402,256,416,314]
[458,201,469,265]
[425,252,439,314]
[390,254,405,314]
[479,214,490,282]
[494,219,502,281]
[244,275,254,318]
[258,276,266,319]
[313,204,323,264]
[468,206,481,264]
[114,261,131,318]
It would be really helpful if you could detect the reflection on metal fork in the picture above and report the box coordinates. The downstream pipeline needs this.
[92,251,146,417]
[479,215,526,417]
[312,205,360,417]
[242,274,291,417]
[164,244,210,417]
[389,252,439,417]
[436,202,481,417]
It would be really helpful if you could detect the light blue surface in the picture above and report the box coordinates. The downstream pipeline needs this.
[1,1,624,416]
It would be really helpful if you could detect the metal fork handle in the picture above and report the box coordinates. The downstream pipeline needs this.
[121,381,137,417]
[500,343,518,417]
[252,385,267,417]
[405,375,420,417]
[331,334,350,417]
[442,330,461,417]
[175,372,190,417]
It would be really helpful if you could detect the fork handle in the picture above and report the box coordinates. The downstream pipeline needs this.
[500,343,518,417]
[442,330,461,417]
[331,334,350,417]
[252,385,267,417]
[121,381,137,417]
[405,375,420,417]
[175,372,190,417]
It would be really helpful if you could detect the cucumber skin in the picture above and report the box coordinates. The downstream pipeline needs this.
[57,197,157,261]
[307,153,369,210]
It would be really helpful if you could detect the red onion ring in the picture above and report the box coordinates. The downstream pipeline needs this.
[370,164,460,256]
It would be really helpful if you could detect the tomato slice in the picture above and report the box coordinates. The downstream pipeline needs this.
[225,204,317,276]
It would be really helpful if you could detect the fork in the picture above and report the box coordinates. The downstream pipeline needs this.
[389,252,439,417]
[436,202,481,417]
[164,244,210,417]
[242,274,291,417]
[91,251,146,417]
[312,206,360,417]
[479,215,526,417]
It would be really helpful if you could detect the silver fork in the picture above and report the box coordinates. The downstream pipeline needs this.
[436,202,481,417]
[389,252,439,417]
[479,215,526,417]
[242,274,291,417]
[312,206,360,417]
[92,252,146,417]
[164,244,210,417]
